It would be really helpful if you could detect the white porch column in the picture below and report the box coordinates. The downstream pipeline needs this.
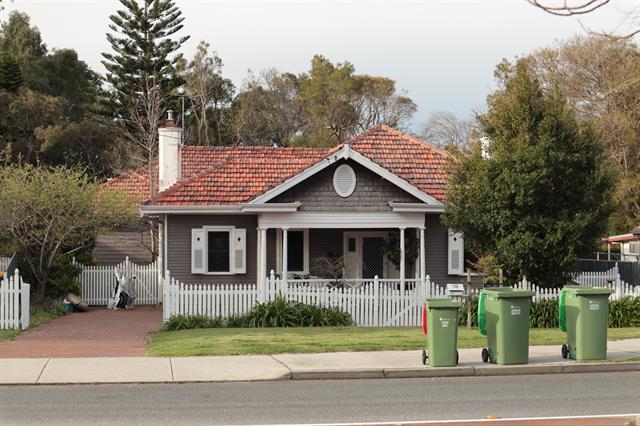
[420,226,426,290]
[399,227,406,290]
[260,227,268,300]
[282,227,288,291]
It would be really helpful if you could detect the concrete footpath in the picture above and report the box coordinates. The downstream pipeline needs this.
[1,339,639,385]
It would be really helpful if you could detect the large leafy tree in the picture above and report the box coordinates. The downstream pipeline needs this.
[4,88,66,163]
[0,165,134,303]
[182,41,234,146]
[30,49,103,120]
[102,0,189,114]
[444,61,613,287]
[232,69,301,146]
[522,36,640,233]
[298,55,361,145]
[39,120,120,179]
[0,11,46,73]
[352,75,416,133]
[0,51,22,93]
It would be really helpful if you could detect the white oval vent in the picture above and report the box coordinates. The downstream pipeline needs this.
[333,164,356,198]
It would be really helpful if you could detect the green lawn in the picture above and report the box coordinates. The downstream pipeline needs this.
[0,307,64,342]
[147,326,640,357]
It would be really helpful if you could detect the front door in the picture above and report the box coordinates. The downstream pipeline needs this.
[343,232,388,279]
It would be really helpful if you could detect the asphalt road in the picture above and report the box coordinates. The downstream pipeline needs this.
[1,372,639,426]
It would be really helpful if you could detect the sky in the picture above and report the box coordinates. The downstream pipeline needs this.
[2,0,637,132]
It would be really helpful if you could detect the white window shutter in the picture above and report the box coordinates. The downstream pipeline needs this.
[448,230,464,275]
[232,228,247,274]
[191,228,206,274]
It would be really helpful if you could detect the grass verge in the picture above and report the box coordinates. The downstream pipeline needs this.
[147,326,640,357]
[0,306,65,342]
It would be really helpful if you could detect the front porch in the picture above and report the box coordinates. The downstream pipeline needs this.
[256,211,429,293]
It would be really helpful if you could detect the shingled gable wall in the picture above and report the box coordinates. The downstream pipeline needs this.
[270,159,420,211]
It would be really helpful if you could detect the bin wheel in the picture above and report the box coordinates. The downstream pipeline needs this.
[481,348,489,363]
[422,349,428,365]
[455,350,459,366]
[561,344,568,359]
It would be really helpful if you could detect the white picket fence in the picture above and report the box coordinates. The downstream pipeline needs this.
[0,269,30,330]
[516,275,639,302]
[74,257,160,305]
[163,266,639,325]
[574,265,619,286]
[163,272,469,326]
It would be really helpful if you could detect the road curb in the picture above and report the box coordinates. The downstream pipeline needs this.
[289,361,640,381]
[290,369,385,381]
[3,360,639,385]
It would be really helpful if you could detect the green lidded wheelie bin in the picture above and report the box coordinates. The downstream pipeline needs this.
[478,287,535,365]
[421,298,461,367]
[558,285,613,361]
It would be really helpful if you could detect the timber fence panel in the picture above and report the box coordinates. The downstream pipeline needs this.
[0,270,30,330]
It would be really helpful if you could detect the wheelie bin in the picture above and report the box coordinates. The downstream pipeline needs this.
[478,287,535,364]
[421,298,461,367]
[558,285,613,361]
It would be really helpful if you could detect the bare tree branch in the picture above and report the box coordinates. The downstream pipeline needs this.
[529,0,640,39]
[528,0,610,16]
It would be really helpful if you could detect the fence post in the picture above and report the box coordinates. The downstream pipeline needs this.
[21,282,30,330]
[373,275,379,326]
[614,271,622,301]
[163,271,171,322]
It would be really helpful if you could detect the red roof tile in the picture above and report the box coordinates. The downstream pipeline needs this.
[106,125,451,207]
[347,125,450,202]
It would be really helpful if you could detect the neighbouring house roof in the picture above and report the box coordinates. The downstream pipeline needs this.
[607,234,638,243]
[606,225,640,243]
[106,125,451,207]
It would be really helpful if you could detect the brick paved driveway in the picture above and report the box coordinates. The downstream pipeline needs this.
[0,306,162,358]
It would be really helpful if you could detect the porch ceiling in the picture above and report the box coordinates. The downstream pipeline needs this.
[257,211,425,229]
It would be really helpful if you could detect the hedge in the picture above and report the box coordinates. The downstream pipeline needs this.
[459,295,639,329]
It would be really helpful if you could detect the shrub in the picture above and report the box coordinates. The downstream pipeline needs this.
[529,299,558,328]
[163,297,353,330]
[458,295,478,327]
[244,295,353,327]
[609,297,640,328]
[459,295,640,329]
[225,314,248,328]
[163,314,222,331]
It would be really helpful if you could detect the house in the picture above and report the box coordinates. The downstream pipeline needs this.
[605,226,640,262]
[112,116,471,291]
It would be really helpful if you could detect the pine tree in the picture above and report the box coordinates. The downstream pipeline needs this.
[0,51,23,93]
[101,0,189,114]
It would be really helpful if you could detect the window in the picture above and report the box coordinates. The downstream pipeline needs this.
[192,227,246,275]
[348,237,356,253]
[288,231,304,272]
[208,231,230,273]
[276,229,309,275]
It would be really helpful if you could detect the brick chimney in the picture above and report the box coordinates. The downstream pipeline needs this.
[158,110,182,192]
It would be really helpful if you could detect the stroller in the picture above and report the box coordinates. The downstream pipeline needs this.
[107,267,138,310]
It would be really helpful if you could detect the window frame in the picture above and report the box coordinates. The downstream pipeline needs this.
[276,228,310,276]
[203,226,235,275]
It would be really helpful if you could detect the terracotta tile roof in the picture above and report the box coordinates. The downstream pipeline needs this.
[107,125,451,207]
[148,148,329,205]
[346,125,450,202]
[104,146,327,203]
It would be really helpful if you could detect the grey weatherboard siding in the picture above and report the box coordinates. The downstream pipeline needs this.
[272,159,420,211]
[166,214,259,285]
[164,164,464,285]
[166,214,462,286]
